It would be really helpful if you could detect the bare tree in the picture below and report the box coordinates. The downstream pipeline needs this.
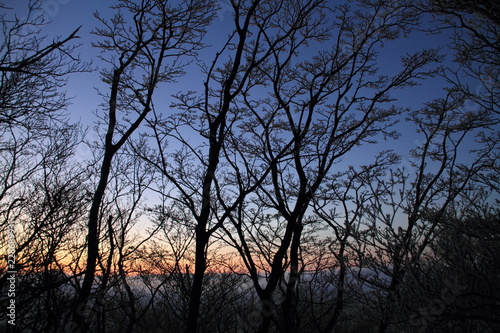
[418,0,500,115]
[0,2,89,331]
[81,148,159,333]
[2,0,498,332]
[70,1,216,331]
[350,88,498,332]
[0,0,87,231]
[0,132,90,332]
[424,198,500,332]
[137,0,333,330]
[217,0,444,331]
[308,152,399,331]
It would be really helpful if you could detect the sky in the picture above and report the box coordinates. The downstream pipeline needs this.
[1,0,456,113]
[2,0,247,125]
[2,0,107,126]
[3,0,497,251]
[1,0,481,175]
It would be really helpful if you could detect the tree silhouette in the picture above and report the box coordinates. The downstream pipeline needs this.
[70,1,216,331]
[1,0,498,332]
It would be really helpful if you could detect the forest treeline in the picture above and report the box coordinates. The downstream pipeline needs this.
[1,0,499,332]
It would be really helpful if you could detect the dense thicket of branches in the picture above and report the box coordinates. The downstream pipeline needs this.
[0,0,498,332]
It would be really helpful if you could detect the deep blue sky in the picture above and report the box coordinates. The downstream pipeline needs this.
[2,0,466,164]
[4,0,494,231]
[2,0,244,124]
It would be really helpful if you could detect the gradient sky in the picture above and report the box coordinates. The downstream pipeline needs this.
[2,0,472,167]
[3,0,496,243]
[3,0,250,123]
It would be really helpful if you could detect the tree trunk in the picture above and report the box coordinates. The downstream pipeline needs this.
[257,292,276,333]
[71,150,113,332]
[184,228,208,333]
[282,223,303,333]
